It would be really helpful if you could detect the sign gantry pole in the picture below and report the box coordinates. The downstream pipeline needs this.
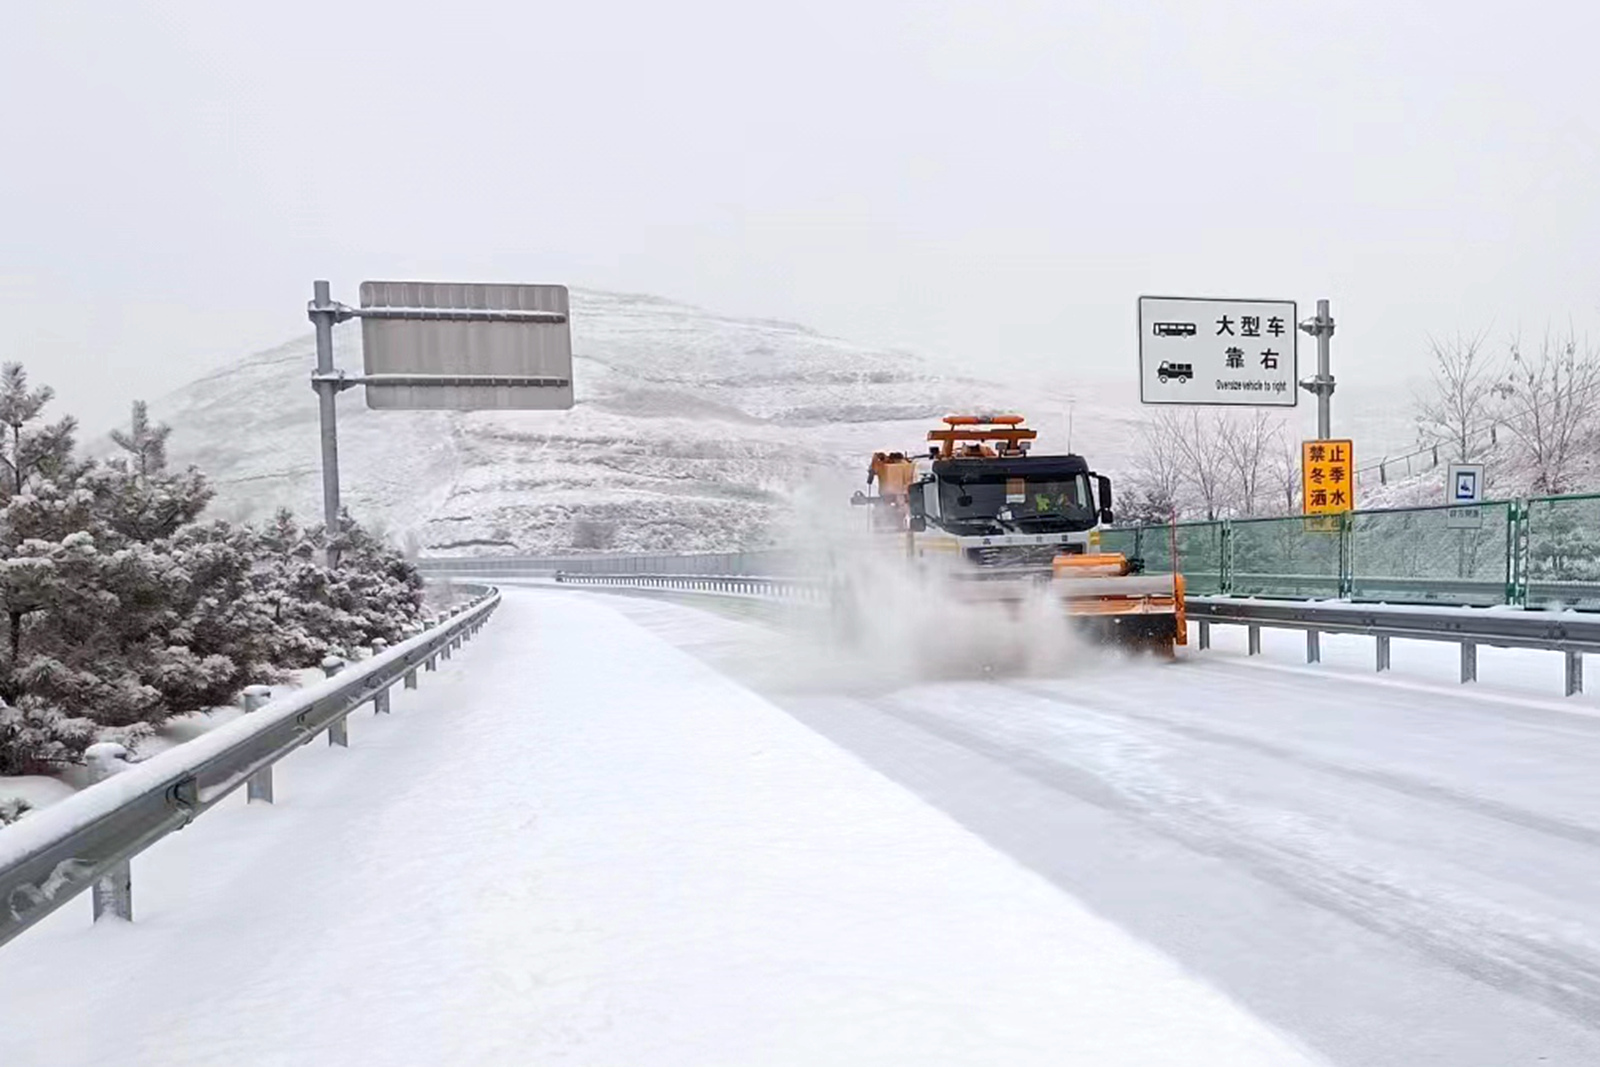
[309,280,345,567]
[1298,299,1336,439]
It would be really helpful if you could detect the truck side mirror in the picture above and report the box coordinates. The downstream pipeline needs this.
[1096,474,1114,525]
[907,483,929,532]
[908,484,927,520]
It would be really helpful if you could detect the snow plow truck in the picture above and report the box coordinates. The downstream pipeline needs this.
[850,414,1187,654]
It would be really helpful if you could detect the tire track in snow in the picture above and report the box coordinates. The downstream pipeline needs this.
[866,679,1600,1034]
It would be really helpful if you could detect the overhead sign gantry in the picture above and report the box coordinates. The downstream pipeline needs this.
[305,278,574,564]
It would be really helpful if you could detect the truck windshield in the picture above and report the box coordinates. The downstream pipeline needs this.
[938,474,1097,532]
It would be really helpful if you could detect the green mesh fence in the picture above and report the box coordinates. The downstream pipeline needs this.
[1099,528,1140,560]
[1175,522,1227,595]
[1348,502,1513,606]
[1228,515,1342,598]
[1108,522,1225,594]
[1523,494,1600,610]
[1105,494,1600,610]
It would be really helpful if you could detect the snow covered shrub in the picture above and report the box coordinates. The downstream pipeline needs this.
[0,696,97,776]
[325,514,428,646]
[0,796,31,825]
[247,510,426,665]
[0,367,424,773]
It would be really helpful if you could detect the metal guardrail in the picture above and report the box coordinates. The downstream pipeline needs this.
[1187,596,1594,696]
[0,586,501,950]
[422,553,1600,610]
[420,489,1600,609]
[543,567,1597,700]
[1225,573,1600,607]
[416,551,799,579]
[553,571,827,602]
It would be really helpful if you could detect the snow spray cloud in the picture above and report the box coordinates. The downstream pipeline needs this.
[766,471,1101,694]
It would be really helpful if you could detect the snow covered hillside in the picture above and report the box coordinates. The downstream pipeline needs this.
[152,290,1150,556]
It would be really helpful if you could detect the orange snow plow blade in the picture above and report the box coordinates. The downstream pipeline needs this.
[1052,553,1187,651]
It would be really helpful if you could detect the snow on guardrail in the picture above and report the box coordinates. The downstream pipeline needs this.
[0,587,501,950]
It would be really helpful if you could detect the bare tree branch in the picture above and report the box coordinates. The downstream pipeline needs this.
[1493,329,1600,495]
[1265,430,1302,515]
[1413,331,1494,462]
[1121,410,1186,522]
[1219,410,1282,517]
[1170,409,1233,520]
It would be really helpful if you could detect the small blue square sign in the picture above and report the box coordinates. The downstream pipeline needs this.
[1448,463,1484,505]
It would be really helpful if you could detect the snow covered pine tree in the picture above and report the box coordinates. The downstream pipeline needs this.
[0,367,427,777]
[0,363,99,773]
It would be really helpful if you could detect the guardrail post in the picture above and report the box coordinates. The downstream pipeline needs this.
[322,656,349,746]
[86,743,134,923]
[1339,512,1355,599]
[1219,520,1232,595]
[425,653,437,672]
[1566,651,1583,696]
[1511,499,1530,608]
[368,640,393,714]
[1247,624,1261,656]
[404,666,418,689]
[1197,621,1210,650]
[1376,635,1391,672]
[240,685,276,802]
[1460,642,1477,684]
[1306,630,1321,664]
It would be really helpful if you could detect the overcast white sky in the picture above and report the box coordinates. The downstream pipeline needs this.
[5,0,1598,434]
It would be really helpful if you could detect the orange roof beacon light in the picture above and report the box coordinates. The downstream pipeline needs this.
[927,414,1038,459]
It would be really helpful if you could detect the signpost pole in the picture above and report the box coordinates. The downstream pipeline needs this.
[309,279,343,568]
[1298,299,1336,438]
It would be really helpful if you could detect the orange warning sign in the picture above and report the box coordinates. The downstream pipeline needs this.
[1302,439,1354,518]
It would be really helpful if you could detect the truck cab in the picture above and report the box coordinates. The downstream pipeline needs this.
[895,417,1115,573]
[906,452,1115,569]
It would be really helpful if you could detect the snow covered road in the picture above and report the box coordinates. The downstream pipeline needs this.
[0,588,1320,1066]
[613,595,1600,1065]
